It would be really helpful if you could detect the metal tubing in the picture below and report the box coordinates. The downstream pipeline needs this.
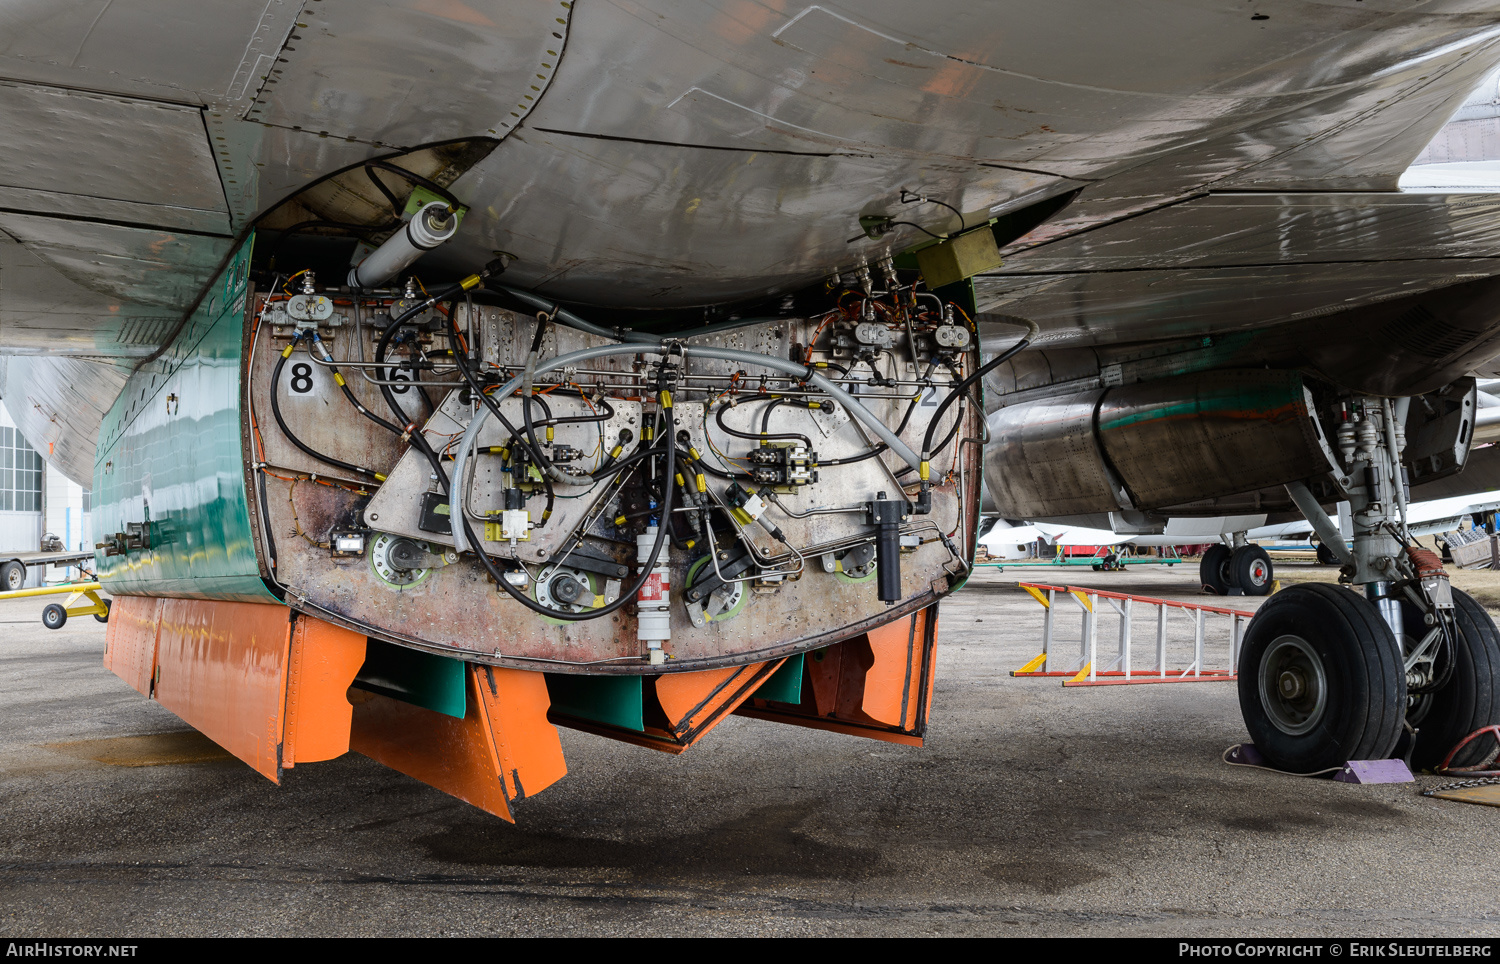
[0,581,102,600]
[1156,605,1167,676]
[1285,481,1353,565]
[684,345,924,470]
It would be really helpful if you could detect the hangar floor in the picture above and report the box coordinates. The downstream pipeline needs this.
[1,566,1496,937]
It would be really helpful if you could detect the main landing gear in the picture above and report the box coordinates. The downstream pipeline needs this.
[1243,395,1500,772]
[1200,540,1273,597]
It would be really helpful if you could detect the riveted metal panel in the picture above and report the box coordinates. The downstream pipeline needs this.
[93,236,277,601]
[151,597,294,783]
[983,389,1122,518]
[1097,370,1333,509]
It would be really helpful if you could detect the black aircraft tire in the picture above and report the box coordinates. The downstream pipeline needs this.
[1316,543,1340,566]
[1409,588,1500,771]
[1200,545,1232,595]
[0,561,23,592]
[1232,545,1274,596]
[41,603,66,630]
[94,598,111,624]
[1238,583,1405,772]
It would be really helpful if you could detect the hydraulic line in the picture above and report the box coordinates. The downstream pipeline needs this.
[451,340,928,557]
[270,337,386,483]
[366,269,503,492]
[443,311,558,525]
[714,397,813,450]
[918,318,1036,480]
[520,315,571,486]
[819,363,934,467]
[457,404,677,623]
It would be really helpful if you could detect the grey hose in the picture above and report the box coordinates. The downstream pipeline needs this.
[449,341,927,553]
[683,345,923,469]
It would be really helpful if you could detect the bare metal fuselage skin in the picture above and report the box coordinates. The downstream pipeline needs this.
[4,2,1500,813]
[5,1,1500,481]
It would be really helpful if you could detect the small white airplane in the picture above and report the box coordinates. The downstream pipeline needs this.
[980,490,1500,593]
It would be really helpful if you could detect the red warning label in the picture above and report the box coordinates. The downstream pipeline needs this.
[638,572,670,602]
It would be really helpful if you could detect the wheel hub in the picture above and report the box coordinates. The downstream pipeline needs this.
[1259,635,1328,736]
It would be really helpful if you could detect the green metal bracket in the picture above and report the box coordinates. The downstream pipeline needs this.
[403,185,467,223]
[753,653,804,704]
[545,674,644,731]
[354,639,467,719]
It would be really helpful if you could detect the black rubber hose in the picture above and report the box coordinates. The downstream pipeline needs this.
[921,334,1032,458]
[374,285,482,492]
[270,349,382,482]
[819,365,934,467]
[460,406,677,622]
[364,159,462,210]
[443,312,557,521]
[539,388,614,425]
[521,391,551,480]
[256,469,278,572]
[715,397,813,449]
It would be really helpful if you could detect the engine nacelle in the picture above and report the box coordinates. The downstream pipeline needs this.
[984,370,1341,518]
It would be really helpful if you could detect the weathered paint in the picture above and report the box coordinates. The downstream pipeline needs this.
[152,597,293,782]
[92,236,274,602]
[350,664,566,822]
[102,594,162,697]
[738,605,940,747]
[103,594,382,783]
[282,618,368,767]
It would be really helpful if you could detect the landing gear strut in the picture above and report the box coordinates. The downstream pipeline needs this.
[1246,395,1500,771]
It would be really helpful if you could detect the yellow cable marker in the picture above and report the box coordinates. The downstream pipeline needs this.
[460,274,483,291]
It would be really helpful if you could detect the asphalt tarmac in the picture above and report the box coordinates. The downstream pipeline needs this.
[2,563,1496,937]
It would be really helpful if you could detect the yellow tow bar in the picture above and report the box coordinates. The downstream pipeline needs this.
[0,581,109,629]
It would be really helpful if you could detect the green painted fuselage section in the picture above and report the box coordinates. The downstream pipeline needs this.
[93,237,275,602]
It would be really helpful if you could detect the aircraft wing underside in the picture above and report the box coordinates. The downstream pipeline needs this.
[8,0,1500,819]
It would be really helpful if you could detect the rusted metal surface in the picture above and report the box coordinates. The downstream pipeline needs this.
[737,604,939,747]
[350,664,566,823]
[151,598,294,783]
[250,300,980,673]
[102,594,161,698]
